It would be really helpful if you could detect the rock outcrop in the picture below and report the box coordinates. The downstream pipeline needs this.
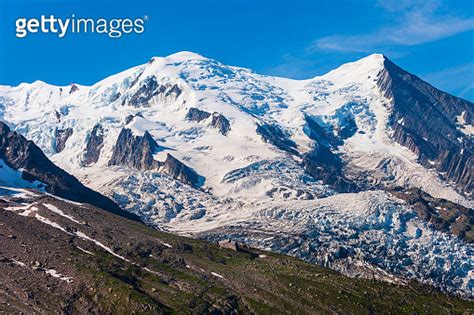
[211,113,231,135]
[54,128,73,153]
[256,123,299,155]
[186,108,211,122]
[377,57,473,196]
[390,188,473,243]
[82,124,104,166]
[186,108,231,135]
[109,128,202,186]
[108,128,160,170]
[161,154,201,186]
[303,116,359,192]
[69,83,79,94]
[128,76,182,107]
[0,121,139,221]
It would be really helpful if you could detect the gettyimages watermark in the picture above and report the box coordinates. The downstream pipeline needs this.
[15,14,147,39]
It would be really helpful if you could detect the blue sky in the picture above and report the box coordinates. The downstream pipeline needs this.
[1,0,473,100]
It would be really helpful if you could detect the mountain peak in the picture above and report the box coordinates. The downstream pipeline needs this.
[322,53,387,83]
[361,53,386,61]
[165,51,208,62]
[344,53,387,70]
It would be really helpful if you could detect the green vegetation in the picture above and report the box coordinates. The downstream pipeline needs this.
[69,224,474,314]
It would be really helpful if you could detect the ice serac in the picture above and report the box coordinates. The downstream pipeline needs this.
[377,56,473,195]
[109,128,160,170]
[0,121,140,222]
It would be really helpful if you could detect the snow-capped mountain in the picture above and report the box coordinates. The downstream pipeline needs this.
[0,121,140,221]
[0,52,472,297]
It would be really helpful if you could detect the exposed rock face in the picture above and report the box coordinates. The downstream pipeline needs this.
[256,123,299,155]
[255,117,357,193]
[186,108,231,135]
[303,115,341,147]
[0,121,139,221]
[69,84,79,94]
[332,106,358,139]
[82,124,104,166]
[390,188,474,243]
[108,128,202,186]
[125,113,143,124]
[211,113,231,135]
[186,108,211,122]
[54,128,73,153]
[303,152,358,193]
[129,76,182,107]
[161,154,200,186]
[302,116,358,193]
[108,128,160,170]
[377,58,473,196]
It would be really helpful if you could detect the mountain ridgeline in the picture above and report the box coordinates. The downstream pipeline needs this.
[377,57,473,195]
[0,52,473,300]
[0,121,140,222]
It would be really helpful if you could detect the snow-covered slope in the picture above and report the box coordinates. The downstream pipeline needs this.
[0,52,472,297]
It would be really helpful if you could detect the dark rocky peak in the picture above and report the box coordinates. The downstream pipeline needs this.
[211,113,231,135]
[54,128,73,153]
[0,121,139,221]
[108,128,203,187]
[186,107,211,122]
[108,128,161,170]
[128,76,183,107]
[161,154,201,187]
[82,124,105,166]
[69,83,79,94]
[377,57,473,195]
[378,58,473,125]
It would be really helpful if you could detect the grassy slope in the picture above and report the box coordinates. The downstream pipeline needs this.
[0,195,473,314]
[71,219,474,314]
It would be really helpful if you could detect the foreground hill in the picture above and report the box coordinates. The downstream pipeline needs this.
[1,190,473,314]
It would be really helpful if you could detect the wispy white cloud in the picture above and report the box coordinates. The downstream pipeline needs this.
[421,63,474,99]
[263,53,326,79]
[459,83,474,98]
[311,1,474,53]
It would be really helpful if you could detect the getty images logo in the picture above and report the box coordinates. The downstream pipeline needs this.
[15,14,147,38]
